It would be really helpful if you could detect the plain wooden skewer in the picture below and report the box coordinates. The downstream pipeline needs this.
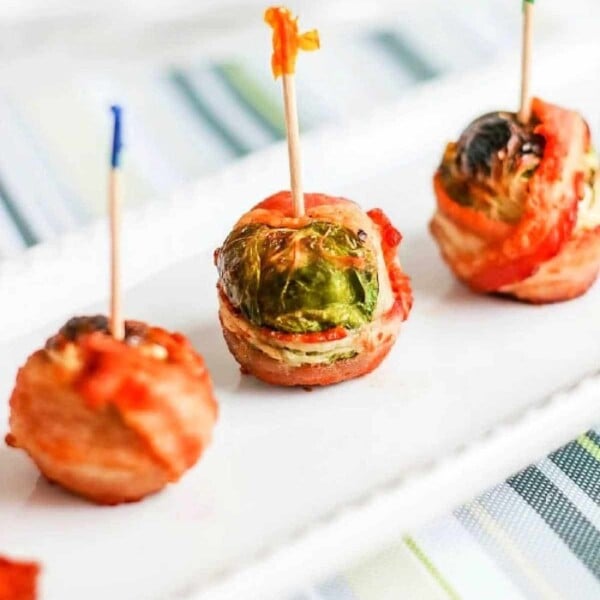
[518,0,534,124]
[282,74,305,217]
[109,105,124,340]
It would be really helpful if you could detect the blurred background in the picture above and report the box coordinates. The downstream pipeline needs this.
[0,0,598,257]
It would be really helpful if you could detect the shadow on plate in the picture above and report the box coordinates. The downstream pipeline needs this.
[0,445,75,508]
[24,474,87,509]
[185,321,239,389]
[185,320,323,399]
[400,231,472,309]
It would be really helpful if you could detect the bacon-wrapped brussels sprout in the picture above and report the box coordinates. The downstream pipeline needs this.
[215,191,413,387]
[6,316,218,505]
[430,97,600,302]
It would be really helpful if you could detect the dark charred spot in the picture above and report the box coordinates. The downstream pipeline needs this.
[45,315,149,350]
[357,229,368,242]
[456,112,544,178]
[60,315,109,340]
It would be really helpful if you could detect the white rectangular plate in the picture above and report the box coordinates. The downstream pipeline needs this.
[2,38,600,600]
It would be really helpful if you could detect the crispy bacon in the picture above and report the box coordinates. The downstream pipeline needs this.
[431,98,600,302]
[7,321,217,505]
[217,191,412,385]
[0,556,39,600]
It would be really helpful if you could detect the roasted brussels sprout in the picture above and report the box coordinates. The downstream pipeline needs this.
[439,111,546,224]
[455,111,544,178]
[217,221,379,333]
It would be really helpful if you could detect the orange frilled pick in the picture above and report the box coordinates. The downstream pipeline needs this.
[264,6,319,78]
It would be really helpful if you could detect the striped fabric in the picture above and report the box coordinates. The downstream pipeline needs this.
[2,1,599,599]
[0,0,525,257]
[298,432,600,600]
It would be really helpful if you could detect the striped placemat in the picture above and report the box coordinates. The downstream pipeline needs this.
[1,2,599,599]
[0,0,526,257]
[295,431,600,600]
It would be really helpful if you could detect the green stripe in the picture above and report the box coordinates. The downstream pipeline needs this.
[214,63,285,140]
[169,69,250,157]
[577,433,600,462]
[583,430,600,452]
[371,31,440,81]
[508,466,600,577]
[551,438,600,503]
[403,535,462,600]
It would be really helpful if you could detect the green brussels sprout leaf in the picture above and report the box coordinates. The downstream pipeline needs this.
[218,221,379,333]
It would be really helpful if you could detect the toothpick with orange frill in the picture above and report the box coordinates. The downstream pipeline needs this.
[264,6,319,217]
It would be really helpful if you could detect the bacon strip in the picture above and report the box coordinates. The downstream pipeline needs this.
[0,556,39,600]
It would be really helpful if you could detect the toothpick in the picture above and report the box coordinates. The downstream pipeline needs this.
[518,0,535,124]
[109,105,124,340]
[282,74,305,216]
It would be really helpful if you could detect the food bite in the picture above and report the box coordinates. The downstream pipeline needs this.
[430,98,600,303]
[216,191,412,386]
[6,316,217,505]
[216,8,412,386]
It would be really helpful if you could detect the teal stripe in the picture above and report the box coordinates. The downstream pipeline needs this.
[508,466,600,578]
[169,69,250,157]
[213,63,285,140]
[371,31,440,81]
[0,180,36,246]
[550,438,600,504]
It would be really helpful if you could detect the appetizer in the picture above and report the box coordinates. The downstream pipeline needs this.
[214,8,412,386]
[0,555,39,600]
[430,98,600,303]
[215,191,413,386]
[6,316,217,505]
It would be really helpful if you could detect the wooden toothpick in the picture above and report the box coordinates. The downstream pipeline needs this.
[264,6,319,218]
[282,74,304,216]
[518,0,535,124]
[109,105,124,340]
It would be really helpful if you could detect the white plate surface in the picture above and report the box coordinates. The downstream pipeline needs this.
[2,39,600,600]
